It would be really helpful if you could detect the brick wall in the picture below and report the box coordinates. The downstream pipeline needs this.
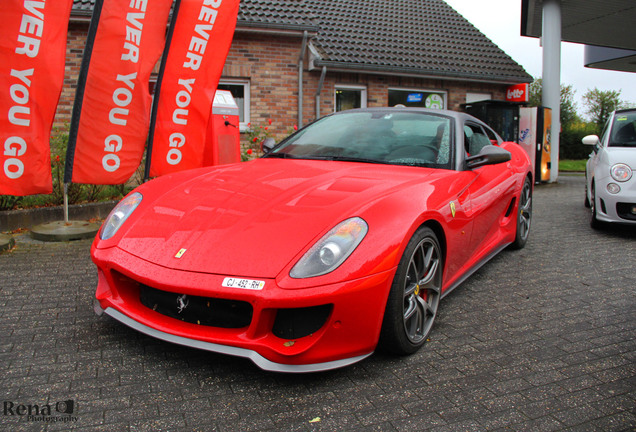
[222,34,512,141]
[54,22,89,131]
[223,33,302,138]
[54,25,513,143]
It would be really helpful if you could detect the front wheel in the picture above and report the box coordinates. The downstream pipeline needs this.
[379,227,442,355]
[590,182,601,229]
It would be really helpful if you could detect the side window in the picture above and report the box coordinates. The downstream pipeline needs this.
[483,126,500,145]
[463,123,490,155]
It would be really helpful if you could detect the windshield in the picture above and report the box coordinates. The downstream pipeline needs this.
[609,111,636,148]
[267,111,453,169]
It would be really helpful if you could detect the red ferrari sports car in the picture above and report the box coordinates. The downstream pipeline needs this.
[92,108,533,372]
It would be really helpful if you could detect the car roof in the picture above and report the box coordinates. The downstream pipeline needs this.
[335,107,502,140]
[614,108,636,115]
[336,107,491,127]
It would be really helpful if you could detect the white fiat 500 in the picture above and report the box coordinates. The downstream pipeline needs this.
[582,109,636,228]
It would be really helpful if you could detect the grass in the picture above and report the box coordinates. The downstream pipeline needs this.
[559,159,586,172]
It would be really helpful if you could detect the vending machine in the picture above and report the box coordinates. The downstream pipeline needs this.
[462,100,521,143]
[519,107,552,183]
[204,90,241,166]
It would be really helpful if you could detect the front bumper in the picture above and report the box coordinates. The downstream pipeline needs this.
[92,245,394,372]
[595,176,636,224]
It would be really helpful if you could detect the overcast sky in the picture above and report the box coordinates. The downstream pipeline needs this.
[443,0,636,118]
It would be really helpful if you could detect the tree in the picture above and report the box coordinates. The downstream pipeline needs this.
[528,78,590,160]
[582,88,628,132]
[528,78,580,127]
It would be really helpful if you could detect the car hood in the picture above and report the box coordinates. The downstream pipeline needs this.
[605,147,636,168]
[117,159,438,278]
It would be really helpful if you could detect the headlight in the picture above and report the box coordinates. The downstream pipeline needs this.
[610,163,632,182]
[290,217,368,278]
[100,192,142,240]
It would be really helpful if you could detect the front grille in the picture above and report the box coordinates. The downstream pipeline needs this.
[140,285,252,329]
[616,202,636,221]
[272,305,332,339]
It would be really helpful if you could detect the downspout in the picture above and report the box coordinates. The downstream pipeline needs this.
[315,66,327,120]
[298,31,308,128]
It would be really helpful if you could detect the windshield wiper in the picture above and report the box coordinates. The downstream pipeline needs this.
[264,153,390,164]
[326,156,390,165]
[264,152,296,159]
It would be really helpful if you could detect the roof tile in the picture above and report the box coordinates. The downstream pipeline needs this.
[306,0,531,82]
[71,0,531,83]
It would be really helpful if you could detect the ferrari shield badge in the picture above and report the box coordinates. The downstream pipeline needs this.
[450,201,456,218]
[175,248,187,258]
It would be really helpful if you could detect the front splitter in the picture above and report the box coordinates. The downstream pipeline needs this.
[97,304,372,373]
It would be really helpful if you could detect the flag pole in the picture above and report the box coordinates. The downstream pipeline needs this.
[62,0,104,225]
[144,0,182,182]
[31,0,104,240]
[63,183,69,224]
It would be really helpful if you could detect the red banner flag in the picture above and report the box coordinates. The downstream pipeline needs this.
[0,0,72,196]
[149,0,239,177]
[65,0,172,185]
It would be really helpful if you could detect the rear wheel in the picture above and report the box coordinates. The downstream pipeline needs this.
[379,227,442,355]
[510,176,532,249]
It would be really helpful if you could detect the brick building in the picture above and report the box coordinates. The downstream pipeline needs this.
[64,0,532,142]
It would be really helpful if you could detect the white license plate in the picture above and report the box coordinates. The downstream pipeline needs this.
[222,277,265,290]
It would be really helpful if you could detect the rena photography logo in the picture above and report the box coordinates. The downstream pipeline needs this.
[3,399,78,423]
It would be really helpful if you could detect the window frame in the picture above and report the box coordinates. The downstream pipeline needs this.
[334,85,368,112]
[388,87,448,109]
[218,79,250,132]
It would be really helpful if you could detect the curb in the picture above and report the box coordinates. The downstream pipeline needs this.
[0,201,117,232]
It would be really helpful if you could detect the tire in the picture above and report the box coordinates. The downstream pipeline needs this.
[510,176,532,250]
[590,182,601,229]
[584,179,591,208]
[379,226,442,355]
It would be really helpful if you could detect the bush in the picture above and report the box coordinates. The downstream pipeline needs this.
[0,126,131,211]
[242,119,298,161]
[560,121,598,160]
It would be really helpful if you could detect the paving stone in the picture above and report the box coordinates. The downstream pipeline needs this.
[0,175,634,431]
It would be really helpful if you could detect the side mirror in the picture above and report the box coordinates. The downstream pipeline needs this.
[582,135,600,146]
[466,145,511,169]
[261,137,276,153]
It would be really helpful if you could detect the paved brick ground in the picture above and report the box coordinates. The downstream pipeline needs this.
[1,175,634,431]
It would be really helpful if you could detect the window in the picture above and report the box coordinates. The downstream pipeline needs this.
[466,92,491,103]
[388,88,447,109]
[464,123,492,155]
[218,80,250,131]
[270,111,453,169]
[335,86,367,112]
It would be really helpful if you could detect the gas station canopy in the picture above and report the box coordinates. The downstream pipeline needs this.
[521,0,636,73]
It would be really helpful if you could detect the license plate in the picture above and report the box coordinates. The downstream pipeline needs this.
[222,277,265,290]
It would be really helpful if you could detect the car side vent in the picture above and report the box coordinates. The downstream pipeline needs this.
[504,197,516,218]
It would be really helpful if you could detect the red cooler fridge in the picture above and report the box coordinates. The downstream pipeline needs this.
[204,90,241,166]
